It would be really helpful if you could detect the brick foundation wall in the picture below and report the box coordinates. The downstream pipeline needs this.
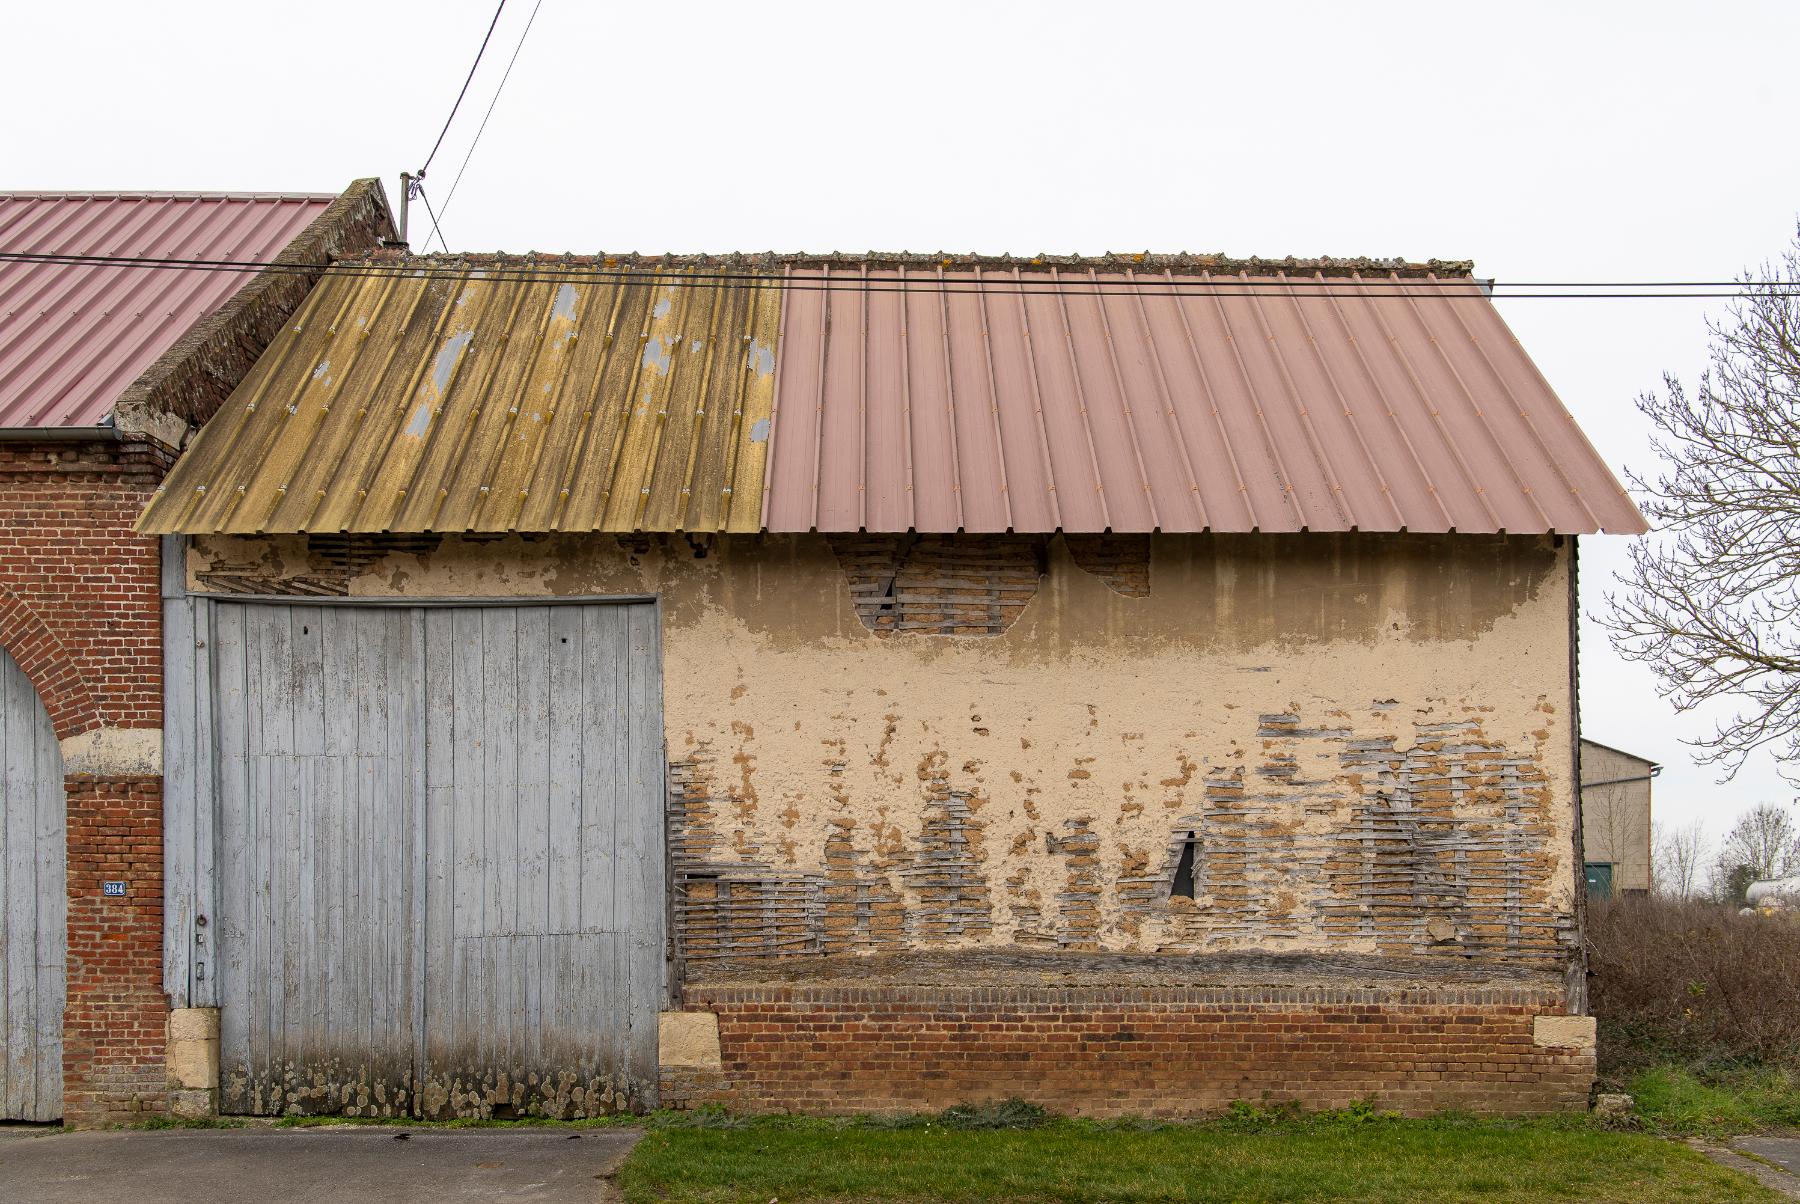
[62,776,167,1124]
[679,984,1594,1117]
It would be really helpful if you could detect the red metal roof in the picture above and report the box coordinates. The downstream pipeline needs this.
[0,192,335,428]
[761,265,1646,535]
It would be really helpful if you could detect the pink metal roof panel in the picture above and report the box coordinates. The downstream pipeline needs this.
[761,266,1645,535]
[0,192,334,428]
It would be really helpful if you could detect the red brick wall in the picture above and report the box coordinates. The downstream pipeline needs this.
[63,776,166,1123]
[0,440,167,733]
[678,984,1594,1117]
[0,437,170,1125]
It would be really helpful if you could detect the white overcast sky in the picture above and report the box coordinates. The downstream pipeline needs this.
[8,0,1799,846]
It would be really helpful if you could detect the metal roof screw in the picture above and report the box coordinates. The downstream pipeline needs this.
[357,489,367,499]
[479,486,490,495]
[195,485,206,493]
[276,484,288,493]
[722,486,732,494]
[559,488,569,498]
[236,485,246,494]
[286,405,297,415]
[519,488,529,498]
[640,487,650,495]
[246,403,256,412]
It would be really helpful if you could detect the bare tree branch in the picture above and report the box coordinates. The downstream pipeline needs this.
[1652,820,1709,899]
[1606,224,1800,779]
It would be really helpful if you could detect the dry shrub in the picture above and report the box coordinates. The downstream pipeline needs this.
[1587,894,1800,1076]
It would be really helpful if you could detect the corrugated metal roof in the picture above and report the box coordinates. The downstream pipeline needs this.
[137,260,780,534]
[0,192,335,427]
[763,264,1644,535]
[138,253,1645,536]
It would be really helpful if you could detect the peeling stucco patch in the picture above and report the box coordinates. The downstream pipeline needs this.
[186,531,1578,980]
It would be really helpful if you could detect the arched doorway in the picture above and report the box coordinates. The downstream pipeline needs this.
[0,645,64,1120]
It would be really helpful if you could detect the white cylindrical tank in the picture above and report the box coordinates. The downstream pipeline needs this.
[1745,876,1800,908]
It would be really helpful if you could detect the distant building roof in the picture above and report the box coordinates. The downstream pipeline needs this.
[1580,737,1662,774]
[0,192,336,428]
[136,251,1648,536]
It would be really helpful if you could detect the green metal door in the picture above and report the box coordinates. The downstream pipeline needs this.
[1584,862,1615,900]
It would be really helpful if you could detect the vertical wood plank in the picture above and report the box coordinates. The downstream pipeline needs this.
[481,608,519,941]
[161,595,197,1005]
[421,608,457,1076]
[516,607,551,941]
[32,654,64,1121]
[579,607,621,937]
[546,608,583,936]
[212,604,253,1106]
[624,603,666,1094]
[407,608,429,1114]
[449,608,485,1064]
[193,601,219,1009]
[2,652,32,1118]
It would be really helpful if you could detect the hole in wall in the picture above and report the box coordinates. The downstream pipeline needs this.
[1170,831,1198,900]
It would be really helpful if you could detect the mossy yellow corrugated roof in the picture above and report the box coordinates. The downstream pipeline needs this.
[138,255,780,534]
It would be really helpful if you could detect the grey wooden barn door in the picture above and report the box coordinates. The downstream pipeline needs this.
[205,601,663,1119]
[0,647,65,1122]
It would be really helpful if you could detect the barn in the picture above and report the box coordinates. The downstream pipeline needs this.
[136,250,1646,1119]
[0,181,392,1124]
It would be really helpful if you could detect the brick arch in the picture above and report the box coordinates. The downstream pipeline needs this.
[0,583,100,742]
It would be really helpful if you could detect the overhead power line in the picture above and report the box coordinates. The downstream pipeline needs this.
[415,0,509,185]
[0,249,1793,301]
[436,0,546,234]
[414,185,451,257]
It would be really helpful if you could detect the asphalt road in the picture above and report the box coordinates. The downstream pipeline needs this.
[1738,1136,1800,1178]
[0,1125,643,1204]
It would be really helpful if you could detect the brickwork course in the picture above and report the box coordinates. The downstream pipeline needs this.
[0,180,393,1124]
[0,439,169,1123]
[675,984,1594,1117]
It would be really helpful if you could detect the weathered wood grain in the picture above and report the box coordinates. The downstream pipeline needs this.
[0,648,64,1121]
[177,600,663,1118]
